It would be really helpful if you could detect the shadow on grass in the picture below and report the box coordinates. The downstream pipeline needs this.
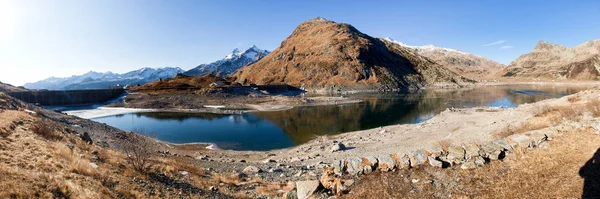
[580,148,600,199]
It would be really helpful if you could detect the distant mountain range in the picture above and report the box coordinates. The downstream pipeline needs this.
[383,37,506,80]
[502,39,600,80]
[184,46,269,77]
[24,67,184,90]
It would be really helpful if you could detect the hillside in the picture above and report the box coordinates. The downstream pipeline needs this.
[502,39,600,80]
[24,67,185,90]
[384,38,506,80]
[233,18,470,93]
[0,82,28,92]
[184,46,270,77]
[131,74,231,92]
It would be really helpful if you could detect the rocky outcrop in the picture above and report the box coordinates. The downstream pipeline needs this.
[502,39,600,80]
[234,17,471,93]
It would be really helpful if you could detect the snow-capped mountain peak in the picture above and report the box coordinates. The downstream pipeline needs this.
[184,46,271,77]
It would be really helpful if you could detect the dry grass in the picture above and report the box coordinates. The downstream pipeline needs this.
[31,118,62,140]
[494,98,600,138]
[256,182,295,198]
[119,131,156,172]
[567,95,581,102]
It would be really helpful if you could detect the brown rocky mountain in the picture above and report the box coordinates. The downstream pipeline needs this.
[233,18,471,93]
[502,39,600,80]
[384,38,506,80]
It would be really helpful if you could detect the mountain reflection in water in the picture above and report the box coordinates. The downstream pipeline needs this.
[93,85,591,151]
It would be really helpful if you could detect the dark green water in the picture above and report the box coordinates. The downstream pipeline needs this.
[92,85,590,151]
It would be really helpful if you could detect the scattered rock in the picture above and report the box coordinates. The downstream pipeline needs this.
[180,171,189,176]
[346,157,363,175]
[410,150,428,167]
[80,132,93,145]
[361,156,378,174]
[481,142,505,160]
[242,166,262,174]
[428,156,443,168]
[508,134,534,150]
[296,180,321,199]
[492,138,513,152]
[333,160,345,174]
[463,144,481,160]
[331,143,346,152]
[392,153,411,169]
[89,162,98,169]
[474,156,486,166]
[291,157,303,162]
[209,186,218,192]
[262,159,276,163]
[446,146,465,164]
[268,168,283,173]
[376,154,395,172]
[411,179,419,183]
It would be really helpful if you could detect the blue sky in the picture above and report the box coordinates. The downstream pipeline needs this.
[1,0,599,86]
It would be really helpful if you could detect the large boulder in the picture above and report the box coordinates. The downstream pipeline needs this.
[346,157,363,175]
[428,156,443,168]
[361,156,378,174]
[481,142,505,160]
[464,144,481,160]
[333,160,345,175]
[492,138,513,152]
[446,146,465,164]
[392,153,411,169]
[410,149,429,167]
[376,154,396,172]
[508,134,534,151]
[296,180,321,199]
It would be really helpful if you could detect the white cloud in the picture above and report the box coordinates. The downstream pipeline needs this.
[499,45,514,49]
[482,40,506,46]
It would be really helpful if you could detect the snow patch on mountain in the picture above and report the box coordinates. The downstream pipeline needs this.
[184,45,270,77]
[383,37,470,56]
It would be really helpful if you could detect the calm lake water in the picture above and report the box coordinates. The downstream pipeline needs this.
[92,85,591,151]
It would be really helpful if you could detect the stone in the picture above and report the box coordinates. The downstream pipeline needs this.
[209,186,218,192]
[410,150,428,167]
[346,157,363,175]
[508,134,534,150]
[333,160,345,174]
[80,132,93,145]
[242,166,262,174]
[89,162,98,169]
[331,143,346,152]
[180,171,189,176]
[463,144,481,160]
[262,159,276,163]
[376,154,396,172]
[460,162,477,170]
[481,142,504,160]
[291,157,303,162]
[492,138,513,152]
[361,156,378,174]
[411,179,419,183]
[446,146,465,164]
[474,156,486,166]
[527,133,548,147]
[428,156,443,168]
[296,180,320,199]
[392,153,411,169]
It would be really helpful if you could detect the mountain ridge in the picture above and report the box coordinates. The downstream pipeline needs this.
[502,38,600,80]
[24,67,185,90]
[233,18,470,93]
